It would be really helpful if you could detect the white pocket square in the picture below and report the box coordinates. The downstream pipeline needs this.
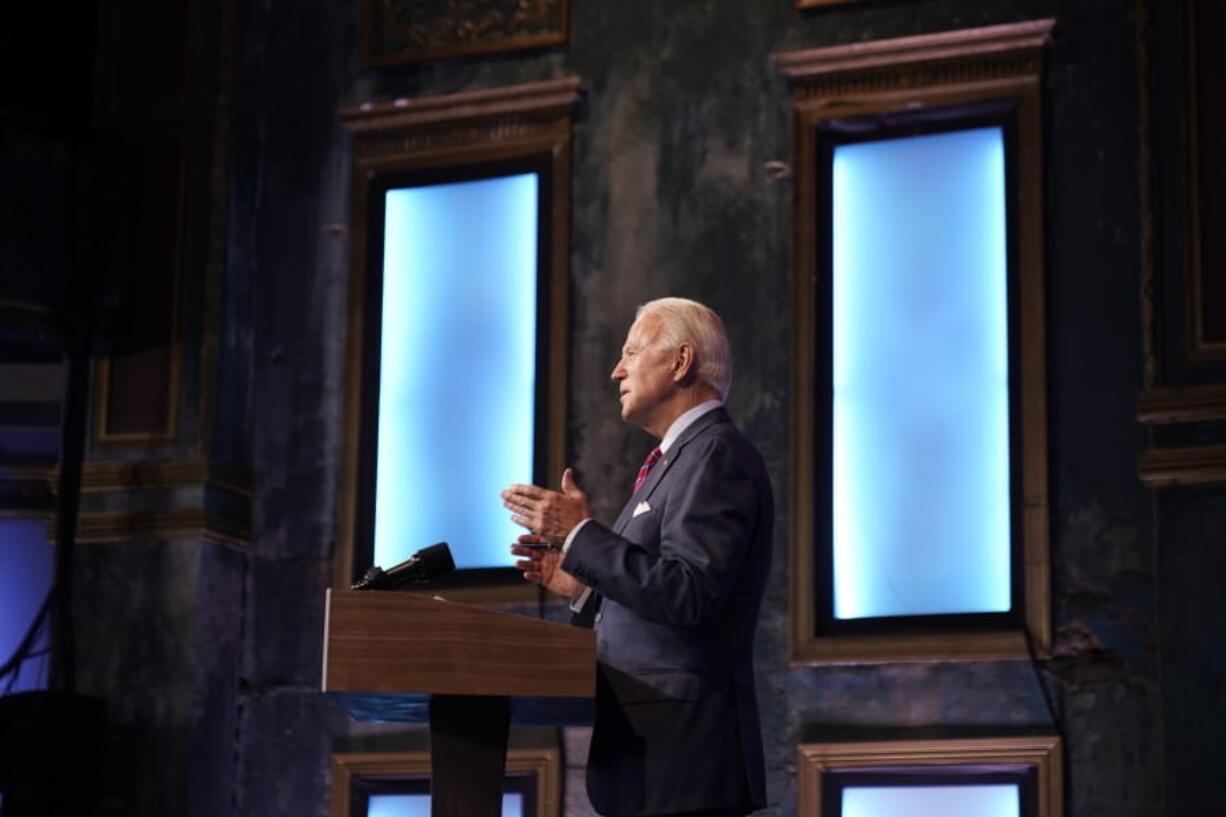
[633,501,652,518]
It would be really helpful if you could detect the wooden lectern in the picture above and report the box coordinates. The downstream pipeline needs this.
[322,589,596,817]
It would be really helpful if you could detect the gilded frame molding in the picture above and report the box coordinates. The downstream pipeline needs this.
[797,736,1063,817]
[330,746,561,817]
[335,78,580,595]
[777,20,1054,664]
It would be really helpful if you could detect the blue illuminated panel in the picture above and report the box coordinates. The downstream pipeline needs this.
[368,792,523,817]
[831,127,1011,619]
[376,173,539,570]
[0,518,54,691]
[843,784,1020,817]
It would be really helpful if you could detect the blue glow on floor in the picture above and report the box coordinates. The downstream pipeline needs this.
[376,173,538,571]
[843,784,1020,817]
[831,127,1012,619]
[368,792,523,817]
[0,518,54,691]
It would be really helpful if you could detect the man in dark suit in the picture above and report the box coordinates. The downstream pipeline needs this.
[502,297,773,817]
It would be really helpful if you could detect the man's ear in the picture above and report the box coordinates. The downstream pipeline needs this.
[672,343,696,383]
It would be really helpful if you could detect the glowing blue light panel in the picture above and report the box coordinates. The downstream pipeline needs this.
[376,173,538,571]
[832,126,1011,619]
[843,784,1020,817]
[368,792,523,817]
[0,518,54,691]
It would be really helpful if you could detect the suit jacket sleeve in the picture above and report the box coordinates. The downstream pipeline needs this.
[561,435,762,630]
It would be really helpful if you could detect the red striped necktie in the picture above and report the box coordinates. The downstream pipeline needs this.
[633,447,663,493]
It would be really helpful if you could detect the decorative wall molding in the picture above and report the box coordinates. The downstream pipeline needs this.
[52,457,252,496]
[797,736,1063,817]
[1138,444,1226,487]
[780,22,1053,664]
[1134,1,1225,489]
[360,0,569,67]
[0,463,54,513]
[1,464,55,483]
[1136,382,1226,487]
[198,0,238,457]
[774,19,1054,83]
[90,139,188,447]
[92,338,182,446]
[47,456,252,544]
[1136,383,1226,424]
[342,78,581,128]
[51,506,250,547]
[340,79,581,169]
[1141,0,1226,385]
[335,77,579,593]
[91,1,234,450]
[342,77,581,137]
[1180,0,1226,364]
[797,0,860,9]
[331,745,561,817]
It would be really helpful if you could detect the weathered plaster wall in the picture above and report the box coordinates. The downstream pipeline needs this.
[54,0,1226,815]
[217,0,1173,815]
[1156,486,1226,815]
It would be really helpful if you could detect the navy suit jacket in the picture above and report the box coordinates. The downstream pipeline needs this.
[562,407,773,816]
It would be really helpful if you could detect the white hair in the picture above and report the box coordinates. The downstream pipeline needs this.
[636,297,733,400]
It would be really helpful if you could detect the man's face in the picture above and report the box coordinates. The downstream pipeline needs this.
[610,313,678,431]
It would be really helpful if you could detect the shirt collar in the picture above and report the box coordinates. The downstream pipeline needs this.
[659,399,723,454]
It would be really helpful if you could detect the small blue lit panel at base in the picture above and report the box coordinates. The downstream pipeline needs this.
[832,126,1012,620]
[0,518,54,691]
[368,792,524,817]
[843,784,1020,817]
[377,173,539,571]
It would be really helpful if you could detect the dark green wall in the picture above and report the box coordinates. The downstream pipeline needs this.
[227,0,1168,815]
[15,0,1219,815]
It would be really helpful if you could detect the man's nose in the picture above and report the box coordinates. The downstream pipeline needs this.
[610,360,625,381]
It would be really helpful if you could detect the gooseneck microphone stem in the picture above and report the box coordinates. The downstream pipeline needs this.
[351,542,455,590]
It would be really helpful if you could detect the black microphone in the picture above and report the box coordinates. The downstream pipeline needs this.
[350,542,455,590]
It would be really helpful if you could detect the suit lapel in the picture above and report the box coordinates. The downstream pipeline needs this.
[611,407,729,534]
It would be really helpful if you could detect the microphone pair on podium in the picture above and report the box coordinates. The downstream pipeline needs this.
[350,542,456,590]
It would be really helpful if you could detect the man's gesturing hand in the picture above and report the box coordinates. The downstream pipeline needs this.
[510,534,586,600]
[500,468,591,544]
